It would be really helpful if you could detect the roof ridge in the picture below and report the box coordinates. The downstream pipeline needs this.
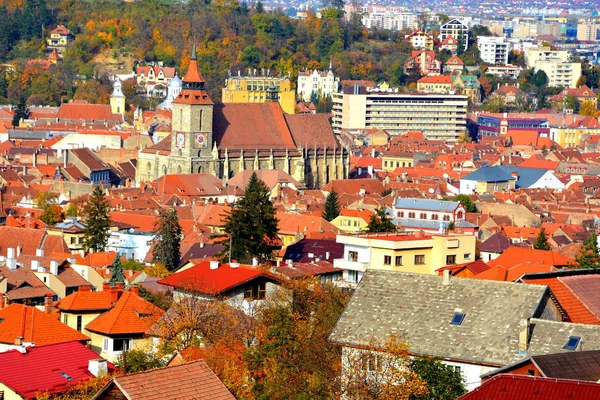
[116,359,207,380]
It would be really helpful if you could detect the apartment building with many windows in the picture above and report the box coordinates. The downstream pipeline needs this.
[524,46,581,88]
[478,36,510,65]
[331,90,468,141]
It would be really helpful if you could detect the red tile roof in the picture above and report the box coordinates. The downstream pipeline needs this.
[55,286,119,312]
[488,247,573,270]
[276,212,339,235]
[322,178,385,195]
[0,341,116,399]
[158,261,282,296]
[418,75,453,84]
[0,304,89,346]
[58,101,122,122]
[284,113,339,149]
[50,25,72,35]
[460,374,600,400]
[85,291,163,335]
[0,226,69,256]
[96,360,234,400]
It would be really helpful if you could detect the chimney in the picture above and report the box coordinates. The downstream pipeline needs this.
[0,293,5,309]
[31,260,39,271]
[511,171,518,180]
[79,285,91,292]
[518,319,529,354]
[252,257,258,267]
[326,251,331,260]
[7,248,15,259]
[442,269,451,285]
[44,293,53,314]
[286,259,293,266]
[14,336,24,346]
[63,149,68,168]
[210,260,219,270]
[16,245,22,257]
[50,261,59,275]
[200,240,205,248]
[130,286,139,295]
[115,283,124,290]
[88,359,108,377]
[110,285,120,304]
[36,248,44,257]
[33,151,37,167]
[102,282,112,291]
[230,262,240,268]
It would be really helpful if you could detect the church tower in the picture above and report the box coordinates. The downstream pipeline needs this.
[171,44,214,159]
[110,78,125,115]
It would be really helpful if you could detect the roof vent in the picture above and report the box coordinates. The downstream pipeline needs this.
[230,262,240,269]
[210,260,219,270]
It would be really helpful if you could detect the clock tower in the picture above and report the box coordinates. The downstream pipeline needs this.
[171,44,214,160]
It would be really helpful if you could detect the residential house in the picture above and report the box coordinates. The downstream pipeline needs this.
[460,375,600,400]
[439,34,459,52]
[492,85,527,104]
[406,30,437,50]
[276,213,339,247]
[0,342,115,400]
[68,148,113,185]
[158,260,284,315]
[445,55,464,75]
[479,232,512,261]
[391,198,477,234]
[485,65,524,79]
[0,303,89,352]
[334,231,477,283]
[0,227,70,257]
[453,75,481,103]
[84,287,163,362]
[331,208,374,233]
[280,238,344,264]
[460,166,564,194]
[46,218,86,254]
[478,36,510,65]
[91,360,235,400]
[381,149,414,172]
[0,250,58,306]
[550,85,597,108]
[275,260,344,286]
[21,254,89,299]
[329,269,569,391]
[440,20,469,50]
[227,169,305,200]
[405,50,442,76]
[46,25,74,52]
[417,75,453,93]
[151,173,242,204]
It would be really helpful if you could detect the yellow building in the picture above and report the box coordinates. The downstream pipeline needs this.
[381,149,414,172]
[46,218,86,254]
[331,209,374,233]
[46,25,74,52]
[222,74,296,114]
[333,232,476,282]
[551,125,600,148]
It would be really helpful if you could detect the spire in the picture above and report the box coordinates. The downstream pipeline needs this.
[329,58,333,71]
[182,43,205,87]
[191,42,197,61]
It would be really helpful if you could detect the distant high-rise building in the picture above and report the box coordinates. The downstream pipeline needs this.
[478,36,511,65]
[577,22,600,41]
[524,46,581,88]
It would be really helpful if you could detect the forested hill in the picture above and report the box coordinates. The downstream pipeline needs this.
[0,0,445,103]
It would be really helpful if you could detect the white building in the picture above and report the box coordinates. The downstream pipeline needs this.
[524,46,581,88]
[577,22,600,41]
[296,62,338,102]
[478,36,510,65]
[440,19,469,50]
[157,74,183,110]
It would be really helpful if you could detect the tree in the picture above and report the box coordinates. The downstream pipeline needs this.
[533,228,551,251]
[65,203,79,218]
[367,207,396,233]
[533,70,548,87]
[117,349,165,373]
[580,100,597,116]
[11,98,29,127]
[453,194,477,213]
[341,334,429,400]
[409,356,467,400]
[322,190,341,221]
[575,231,600,269]
[216,172,280,263]
[73,79,110,104]
[40,205,63,225]
[82,186,111,253]
[109,253,125,284]
[152,208,183,271]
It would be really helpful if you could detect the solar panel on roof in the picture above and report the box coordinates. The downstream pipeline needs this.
[450,312,466,325]
[563,336,581,350]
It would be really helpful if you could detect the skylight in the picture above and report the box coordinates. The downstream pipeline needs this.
[59,372,73,381]
[563,336,581,351]
[450,312,466,325]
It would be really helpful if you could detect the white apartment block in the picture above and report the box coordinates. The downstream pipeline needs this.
[524,46,580,88]
[440,19,469,50]
[577,22,600,41]
[297,66,338,102]
[362,12,416,31]
[331,91,468,141]
[478,36,510,65]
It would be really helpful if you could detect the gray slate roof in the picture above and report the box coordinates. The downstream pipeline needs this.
[391,218,478,230]
[461,166,515,183]
[498,166,549,189]
[330,270,548,366]
[394,198,461,212]
[528,319,600,356]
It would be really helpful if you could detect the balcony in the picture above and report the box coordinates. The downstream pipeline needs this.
[333,258,368,271]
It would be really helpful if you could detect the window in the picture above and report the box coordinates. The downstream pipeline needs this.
[563,336,581,350]
[527,369,535,376]
[63,314,68,325]
[347,270,359,283]
[348,251,358,262]
[443,215,450,221]
[453,366,462,373]
[408,212,416,218]
[244,282,267,300]
[420,213,427,219]
[414,255,425,265]
[102,338,110,352]
[464,253,472,260]
[450,312,466,325]
[76,315,82,332]
[113,338,132,353]
[398,211,404,218]
[446,255,456,265]
[431,214,439,220]
[395,256,403,266]
[384,255,392,265]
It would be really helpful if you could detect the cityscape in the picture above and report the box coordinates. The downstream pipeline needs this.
[1,0,600,398]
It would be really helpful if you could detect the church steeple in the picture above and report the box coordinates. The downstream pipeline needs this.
[180,43,209,95]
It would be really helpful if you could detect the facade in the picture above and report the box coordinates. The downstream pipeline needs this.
[381,149,414,171]
[137,45,348,189]
[109,79,125,116]
[406,30,436,50]
[46,25,74,52]
[405,50,442,76]
[136,64,176,87]
[157,75,183,110]
[577,22,600,41]
[417,75,453,93]
[445,55,464,75]
[478,36,510,65]
[440,19,469,50]
[524,46,580,88]
[331,91,468,141]
[485,65,523,79]
[222,73,296,114]
[297,63,338,102]
[333,232,477,282]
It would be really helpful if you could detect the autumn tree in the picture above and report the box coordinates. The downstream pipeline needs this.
[409,356,466,400]
[533,228,551,251]
[82,186,111,253]
[117,349,165,373]
[152,208,182,271]
[216,172,280,263]
[322,190,341,221]
[36,192,63,225]
[73,79,110,104]
[367,207,396,233]
[580,100,597,116]
[341,334,429,400]
[575,231,600,269]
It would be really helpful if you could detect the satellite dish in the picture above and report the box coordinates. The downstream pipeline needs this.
[128,228,135,234]
[428,188,435,194]
[443,173,449,179]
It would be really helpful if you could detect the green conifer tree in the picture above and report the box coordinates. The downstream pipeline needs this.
[152,208,183,272]
[109,253,125,284]
[533,228,551,251]
[322,190,341,222]
[366,207,396,233]
[575,231,600,269]
[82,186,111,253]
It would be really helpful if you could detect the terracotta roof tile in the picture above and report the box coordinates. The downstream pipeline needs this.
[0,304,89,345]
[55,287,118,312]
